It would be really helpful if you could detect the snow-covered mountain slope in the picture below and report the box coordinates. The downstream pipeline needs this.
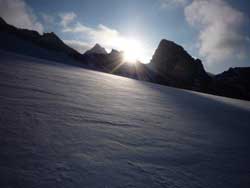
[0,51,250,188]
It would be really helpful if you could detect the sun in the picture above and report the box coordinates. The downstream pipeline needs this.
[123,50,138,63]
[121,39,144,64]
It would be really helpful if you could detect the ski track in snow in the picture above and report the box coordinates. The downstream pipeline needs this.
[0,51,250,188]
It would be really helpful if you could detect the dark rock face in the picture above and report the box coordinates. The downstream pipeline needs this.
[84,44,107,55]
[150,39,210,90]
[0,17,79,57]
[39,32,77,54]
[150,39,250,100]
[210,68,250,100]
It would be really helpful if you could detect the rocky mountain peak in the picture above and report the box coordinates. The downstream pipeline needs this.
[151,39,194,67]
[84,43,107,55]
[150,39,210,88]
[110,49,119,54]
[109,49,122,57]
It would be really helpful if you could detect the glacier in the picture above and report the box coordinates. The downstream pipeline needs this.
[0,51,250,188]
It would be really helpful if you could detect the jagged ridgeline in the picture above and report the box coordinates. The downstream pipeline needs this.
[0,17,249,101]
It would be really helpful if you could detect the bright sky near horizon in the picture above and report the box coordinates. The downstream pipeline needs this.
[0,0,249,73]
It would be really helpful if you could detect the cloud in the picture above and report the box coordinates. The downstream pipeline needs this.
[0,0,43,33]
[41,14,55,25]
[59,12,76,27]
[63,40,91,53]
[160,0,189,8]
[40,13,56,31]
[185,0,249,63]
[63,21,123,51]
[60,13,151,62]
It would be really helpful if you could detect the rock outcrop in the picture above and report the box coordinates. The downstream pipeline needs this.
[0,17,79,57]
[84,44,107,55]
[210,67,250,100]
[150,39,210,90]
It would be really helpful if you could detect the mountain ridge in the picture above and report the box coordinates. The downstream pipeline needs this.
[0,17,249,101]
[0,17,79,56]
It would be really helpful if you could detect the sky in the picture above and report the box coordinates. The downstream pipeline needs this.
[0,0,249,73]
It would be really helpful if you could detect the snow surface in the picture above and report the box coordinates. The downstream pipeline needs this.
[0,51,250,188]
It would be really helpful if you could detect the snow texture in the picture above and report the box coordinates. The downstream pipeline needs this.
[0,51,250,188]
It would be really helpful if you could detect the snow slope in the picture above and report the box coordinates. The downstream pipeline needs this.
[0,51,250,188]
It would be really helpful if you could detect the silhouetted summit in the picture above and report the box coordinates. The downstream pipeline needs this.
[109,49,121,56]
[150,39,210,89]
[84,43,107,55]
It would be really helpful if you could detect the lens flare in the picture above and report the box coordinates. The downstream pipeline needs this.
[121,39,144,64]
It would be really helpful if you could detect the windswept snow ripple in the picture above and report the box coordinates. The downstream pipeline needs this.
[0,51,250,188]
